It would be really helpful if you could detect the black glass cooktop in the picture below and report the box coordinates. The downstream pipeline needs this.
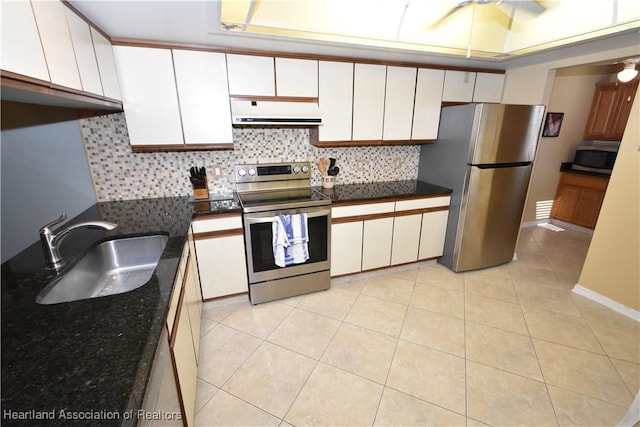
[238,188,330,213]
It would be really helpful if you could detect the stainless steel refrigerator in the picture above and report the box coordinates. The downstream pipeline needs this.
[418,103,545,272]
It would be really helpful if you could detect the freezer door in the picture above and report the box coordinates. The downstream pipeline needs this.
[453,164,532,272]
[470,104,545,165]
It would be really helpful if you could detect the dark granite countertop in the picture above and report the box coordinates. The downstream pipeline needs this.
[2,180,452,425]
[1,196,241,426]
[560,162,611,179]
[313,180,452,205]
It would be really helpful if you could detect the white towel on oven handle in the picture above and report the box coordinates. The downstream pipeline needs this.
[272,216,288,267]
[272,214,309,267]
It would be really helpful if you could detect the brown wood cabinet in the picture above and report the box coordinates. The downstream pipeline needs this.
[583,79,638,141]
[551,172,609,229]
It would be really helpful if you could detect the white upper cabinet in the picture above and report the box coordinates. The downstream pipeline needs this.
[318,61,353,142]
[226,54,275,96]
[173,50,233,145]
[0,1,49,81]
[412,68,445,140]
[275,58,318,97]
[31,0,82,90]
[113,46,183,146]
[473,72,505,103]
[352,63,386,141]
[91,28,121,100]
[65,9,102,95]
[442,70,476,102]
[382,66,417,141]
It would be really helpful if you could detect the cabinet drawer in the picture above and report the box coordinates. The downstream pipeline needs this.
[561,173,609,190]
[192,214,243,233]
[332,202,395,219]
[395,196,451,211]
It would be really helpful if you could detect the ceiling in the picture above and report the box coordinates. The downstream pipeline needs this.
[69,0,640,68]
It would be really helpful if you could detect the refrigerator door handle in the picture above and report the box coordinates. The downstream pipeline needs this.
[473,161,532,169]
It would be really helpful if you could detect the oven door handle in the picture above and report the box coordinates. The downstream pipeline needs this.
[243,208,331,224]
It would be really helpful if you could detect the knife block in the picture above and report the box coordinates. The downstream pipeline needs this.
[192,177,209,200]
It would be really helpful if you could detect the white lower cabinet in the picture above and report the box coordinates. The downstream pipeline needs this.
[171,285,198,427]
[362,217,393,270]
[331,196,450,276]
[331,221,363,276]
[155,233,202,427]
[418,210,449,260]
[192,214,248,300]
[391,214,422,265]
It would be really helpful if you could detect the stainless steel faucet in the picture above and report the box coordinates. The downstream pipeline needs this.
[39,213,118,269]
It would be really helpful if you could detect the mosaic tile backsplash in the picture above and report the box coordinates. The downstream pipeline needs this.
[79,113,421,202]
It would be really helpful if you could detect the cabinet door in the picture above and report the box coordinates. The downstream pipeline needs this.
[442,70,476,102]
[91,28,121,100]
[352,63,386,141]
[362,217,393,270]
[113,46,183,146]
[584,84,619,140]
[173,50,233,145]
[610,82,638,140]
[318,61,353,142]
[391,214,421,265]
[226,54,275,96]
[31,0,81,90]
[573,187,605,229]
[331,221,363,276]
[0,1,49,81]
[184,253,202,364]
[170,288,197,427]
[473,72,505,103]
[141,330,181,427]
[412,68,445,140]
[382,66,417,141]
[418,210,449,260]
[551,184,581,222]
[195,234,248,299]
[276,58,318,97]
[65,8,102,95]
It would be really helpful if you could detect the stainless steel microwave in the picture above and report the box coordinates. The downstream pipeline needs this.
[572,146,618,174]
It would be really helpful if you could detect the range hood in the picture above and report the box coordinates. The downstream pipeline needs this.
[230,100,322,126]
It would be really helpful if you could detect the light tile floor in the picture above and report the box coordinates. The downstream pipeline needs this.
[194,226,640,426]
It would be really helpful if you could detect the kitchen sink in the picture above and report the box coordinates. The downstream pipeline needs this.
[36,234,169,305]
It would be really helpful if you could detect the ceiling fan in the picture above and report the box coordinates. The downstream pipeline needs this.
[430,0,546,28]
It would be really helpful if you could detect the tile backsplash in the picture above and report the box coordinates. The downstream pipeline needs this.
[79,113,420,201]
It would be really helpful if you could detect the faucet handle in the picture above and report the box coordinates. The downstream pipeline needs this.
[39,213,67,233]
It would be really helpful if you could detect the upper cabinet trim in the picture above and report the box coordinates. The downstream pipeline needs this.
[109,38,505,75]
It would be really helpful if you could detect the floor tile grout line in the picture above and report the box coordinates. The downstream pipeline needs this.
[195,227,637,426]
[279,290,357,426]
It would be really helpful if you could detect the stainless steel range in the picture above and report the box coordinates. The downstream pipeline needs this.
[235,162,331,304]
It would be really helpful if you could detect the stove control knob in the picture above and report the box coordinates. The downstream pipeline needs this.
[237,168,247,177]
[301,165,309,173]
[248,168,256,176]
[293,166,301,174]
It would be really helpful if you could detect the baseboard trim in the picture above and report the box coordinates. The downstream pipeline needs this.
[521,219,549,228]
[572,284,640,323]
[550,219,594,235]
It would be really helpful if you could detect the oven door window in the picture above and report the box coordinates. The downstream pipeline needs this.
[249,215,328,273]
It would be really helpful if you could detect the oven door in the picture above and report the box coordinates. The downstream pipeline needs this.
[243,205,331,284]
